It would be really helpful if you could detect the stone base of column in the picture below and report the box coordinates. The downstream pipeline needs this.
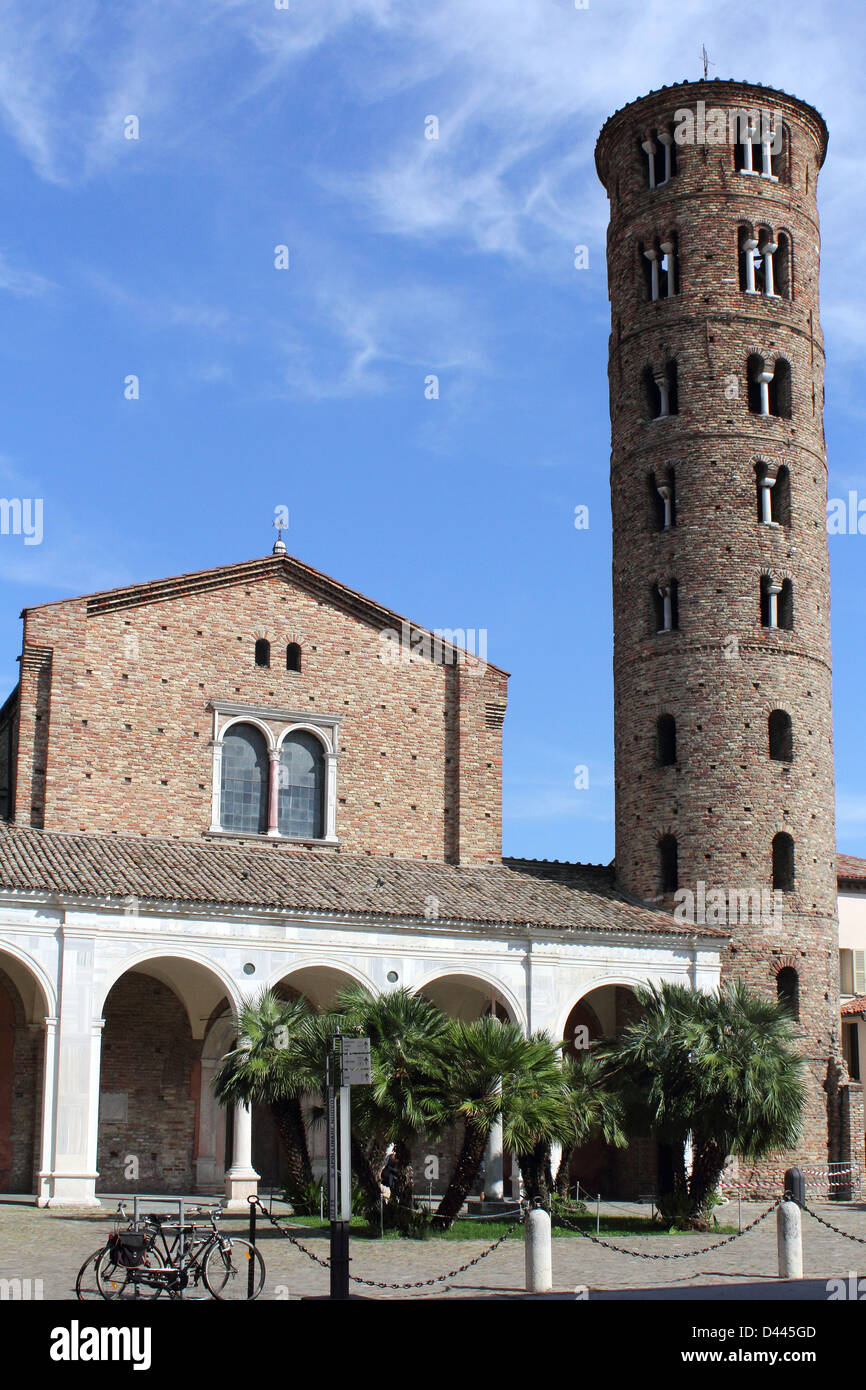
[224,1167,260,1212]
[41,1171,102,1208]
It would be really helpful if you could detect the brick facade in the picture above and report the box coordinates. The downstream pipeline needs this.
[596,80,856,1168]
[0,967,42,1192]
[98,972,201,1194]
[7,556,507,866]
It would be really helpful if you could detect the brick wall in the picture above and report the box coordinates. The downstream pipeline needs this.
[9,558,507,865]
[98,972,200,1194]
[0,968,42,1192]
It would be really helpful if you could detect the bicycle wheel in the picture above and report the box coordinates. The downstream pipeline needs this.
[95,1246,165,1301]
[202,1238,265,1301]
[75,1247,105,1300]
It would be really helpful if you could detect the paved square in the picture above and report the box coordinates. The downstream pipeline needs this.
[3,1199,866,1300]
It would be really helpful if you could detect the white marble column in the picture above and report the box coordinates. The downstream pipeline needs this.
[767,579,782,629]
[224,1102,260,1211]
[741,124,757,174]
[756,368,774,416]
[267,751,280,837]
[742,236,759,293]
[660,240,675,296]
[759,475,776,524]
[760,239,778,296]
[484,1117,504,1201]
[658,131,673,185]
[644,247,659,301]
[45,930,104,1207]
[656,484,673,530]
[324,752,339,842]
[35,1016,58,1207]
[209,741,223,831]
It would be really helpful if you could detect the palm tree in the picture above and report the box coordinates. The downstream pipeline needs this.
[501,1032,571,1205]
[552,1050,627,1197]
[213,989,319,1206]
[605,979,804,1227]
[432,1016,560,1228]
[334,985,447,1219]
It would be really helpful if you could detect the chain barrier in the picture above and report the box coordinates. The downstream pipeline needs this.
[802,1203,866,1247]
[252,1198,525,1289]
[253,1201,333,1270]
[552,1198,781,1260]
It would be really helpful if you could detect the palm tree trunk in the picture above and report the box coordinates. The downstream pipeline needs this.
[390,1137,415,1212]
[687,1140,726,1225]
[656,1139,689,1225]
[433,1123,488,1229]
[554,1145,574,1197]
[518,1142,552,1206]
[270,1097,313,1204]
[351,1135,382,1219]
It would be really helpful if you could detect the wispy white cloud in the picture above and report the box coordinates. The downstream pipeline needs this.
[2,0,865,384]
[276,278,486,399]
[0,249,51,296]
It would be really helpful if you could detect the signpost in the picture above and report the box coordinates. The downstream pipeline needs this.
[326,1034,372,1300]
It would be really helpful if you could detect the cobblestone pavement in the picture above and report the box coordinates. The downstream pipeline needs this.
[2,1199,866,1300]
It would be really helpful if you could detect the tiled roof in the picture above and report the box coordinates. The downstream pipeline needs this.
[837,854,866,883]
[0,825,723,939]
[841,996,866,1017]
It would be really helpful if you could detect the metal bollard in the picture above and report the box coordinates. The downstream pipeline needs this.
[784,1166,806,1208]
[247,1196,257,1299]
[776,1199,803,1279]
[525,1203,553,1294]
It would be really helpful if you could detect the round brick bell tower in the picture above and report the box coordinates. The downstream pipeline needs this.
[595,80,854,1172]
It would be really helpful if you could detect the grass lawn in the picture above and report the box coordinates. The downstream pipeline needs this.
[270,1212,739,1241]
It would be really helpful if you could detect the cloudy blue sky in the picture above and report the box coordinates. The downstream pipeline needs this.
[0,0,863,862]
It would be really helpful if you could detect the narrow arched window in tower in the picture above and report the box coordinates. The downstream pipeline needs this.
[660,233,678,296]
[652,579,678,633]
[761,574,782,628]
[772,833,795,892]
[649,467,675,530]
[770,123,789,181]
[755,463,774,523]
[756,464,791,526]
[664,360,678,415]
[770,359,792,418]
[739,224,759,293]
[776,966,800,1019]
[774,233,792,299]
[656,129,675,184]
[254,638,271,668]
[748,354,767,413]
[641,241,659,301]
[640,136,657,189]
[768,710,794,762]
[657,713,677,766]
[755,228,780,296]
[658,834,679,893]
[734,112,763,175]
[286,643,302,673]
[778,578,794,630]
[642,367,661,419]
[772,466,791,525]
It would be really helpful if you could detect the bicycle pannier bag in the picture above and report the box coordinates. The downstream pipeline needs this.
[110,1232,147,1268]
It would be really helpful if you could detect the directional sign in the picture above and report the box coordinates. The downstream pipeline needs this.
[337,1036,371,1085]
[333,1037,372,1085]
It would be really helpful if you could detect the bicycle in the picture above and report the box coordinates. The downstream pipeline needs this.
[93,1203,266,1301]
